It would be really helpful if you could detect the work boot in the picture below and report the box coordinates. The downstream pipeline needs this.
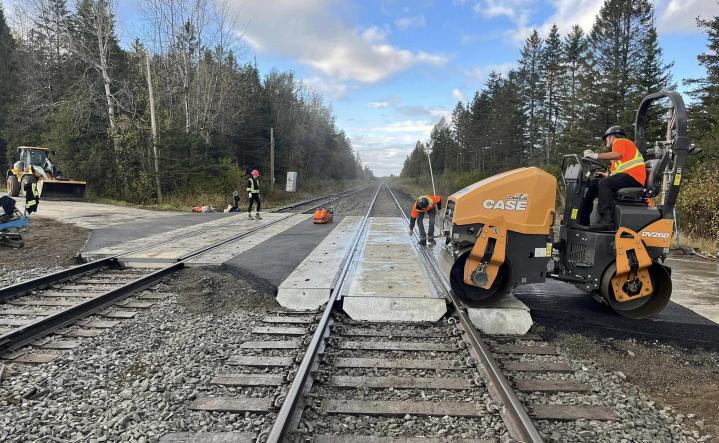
[255,212,263,220]
[428,238,436,245]
[418,239,427,246]
[248,213,254,220]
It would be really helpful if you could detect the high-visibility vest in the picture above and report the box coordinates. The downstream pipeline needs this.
[247,178,259,193]
[26,182,39,211]
[611,145,644,176]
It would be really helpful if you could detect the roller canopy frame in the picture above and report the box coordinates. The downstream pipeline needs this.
[633,90,689,219]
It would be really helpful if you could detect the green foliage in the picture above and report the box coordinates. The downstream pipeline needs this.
[677,165,719,241]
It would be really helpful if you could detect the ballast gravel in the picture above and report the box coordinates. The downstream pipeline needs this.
[0,269,281,442]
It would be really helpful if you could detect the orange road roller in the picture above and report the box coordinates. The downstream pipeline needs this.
[438,91,701,319]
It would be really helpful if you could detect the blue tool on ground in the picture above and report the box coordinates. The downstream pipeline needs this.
[0,196,29,248]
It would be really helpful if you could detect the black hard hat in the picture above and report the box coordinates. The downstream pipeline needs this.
[416,197,430,210]
[602,126,626,140]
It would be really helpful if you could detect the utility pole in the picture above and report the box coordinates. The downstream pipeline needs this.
[145,51,162,204]
[426,147,436,196]
[270,128,275,193]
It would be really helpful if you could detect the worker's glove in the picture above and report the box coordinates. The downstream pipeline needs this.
[583,149,599,159]
[248,192,252,199]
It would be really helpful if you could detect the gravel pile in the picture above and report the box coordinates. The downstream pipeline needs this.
[0,269,281,442]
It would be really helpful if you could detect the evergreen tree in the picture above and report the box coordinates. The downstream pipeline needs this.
[687,15,719,162]
[518,30,544,161]
[560,25,593,156]
[0,4,16,165]
[540,24,564,164]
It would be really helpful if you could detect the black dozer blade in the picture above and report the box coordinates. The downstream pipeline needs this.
[39,180,86,201]
[449,251,511,308]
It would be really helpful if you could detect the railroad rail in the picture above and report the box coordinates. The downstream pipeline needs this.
[258,183,542,442]
[0,184,372,360]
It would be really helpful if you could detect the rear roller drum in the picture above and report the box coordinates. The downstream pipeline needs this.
[601,261,672,319]
[450,251,511,307]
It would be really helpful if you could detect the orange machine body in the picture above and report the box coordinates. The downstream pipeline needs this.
[313,208,334,224]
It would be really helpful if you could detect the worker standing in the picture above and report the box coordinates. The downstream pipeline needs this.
[25,180,39,214]
[581,126,647,230]
[247,169,262,220]
[408,194,442,246]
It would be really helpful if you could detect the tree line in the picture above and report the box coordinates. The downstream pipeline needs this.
[402,0,679,180]
[0,0,371,204]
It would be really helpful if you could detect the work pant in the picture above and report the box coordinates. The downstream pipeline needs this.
[248,193,261,213]
[580,173,642,225]
[416,207,436,239]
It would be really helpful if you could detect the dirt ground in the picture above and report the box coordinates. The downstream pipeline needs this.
[171,267,282,314]
[0,216,89,270]
[543,329,719,441]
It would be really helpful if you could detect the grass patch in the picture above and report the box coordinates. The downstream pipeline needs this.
[86,179,370,212]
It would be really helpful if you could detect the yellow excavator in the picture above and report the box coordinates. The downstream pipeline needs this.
[439,91,701,319]
[5,147,86,200]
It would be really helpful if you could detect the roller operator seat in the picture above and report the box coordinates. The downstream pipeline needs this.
[614,150,670,204]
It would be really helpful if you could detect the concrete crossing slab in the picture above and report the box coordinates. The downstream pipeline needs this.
[276,216,364,310]
[342,217,446,322]
[84,213,295,267]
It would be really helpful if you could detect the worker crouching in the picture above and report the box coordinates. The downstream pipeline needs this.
[409,195,441,246]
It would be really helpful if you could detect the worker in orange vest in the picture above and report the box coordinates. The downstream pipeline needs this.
[409,194,442,246]
[581,126,647,230]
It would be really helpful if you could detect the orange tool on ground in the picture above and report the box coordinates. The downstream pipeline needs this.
[313,207,334,224]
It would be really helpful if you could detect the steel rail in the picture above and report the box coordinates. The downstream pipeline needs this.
[4,185,371,299]
[384,184,543,443]
[271,184,371,213]
[0,263,182,355]
[264,184,383,442]
[0,258,119,303]
[0,184,378,361]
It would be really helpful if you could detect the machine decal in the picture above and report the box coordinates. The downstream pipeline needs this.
[673,172,682,186]
[638,219,674,247]
[641,231,670,239]
[482,193,528,211]
[570,208,578,220]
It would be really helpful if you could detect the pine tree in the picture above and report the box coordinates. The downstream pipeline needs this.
[687,15,719,162]
[518,30,544,162]
[540,25,564,165]
[588,0,644,134]
[0,4,16,165]
[560,25,593,156]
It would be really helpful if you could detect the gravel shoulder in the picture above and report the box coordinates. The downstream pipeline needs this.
[543,329,718,442]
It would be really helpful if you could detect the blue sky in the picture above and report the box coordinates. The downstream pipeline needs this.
[4,0,719,176]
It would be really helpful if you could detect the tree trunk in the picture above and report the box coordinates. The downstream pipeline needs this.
[145,52,162,203]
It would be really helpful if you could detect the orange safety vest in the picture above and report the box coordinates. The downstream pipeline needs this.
[610,139,646,185]
[410,194,441,219]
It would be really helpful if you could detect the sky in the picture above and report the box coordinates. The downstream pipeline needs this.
[4,0,719,176]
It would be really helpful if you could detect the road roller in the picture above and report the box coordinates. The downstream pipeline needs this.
[439,91,700,319]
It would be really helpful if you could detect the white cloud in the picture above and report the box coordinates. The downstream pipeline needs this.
[395,15,426,30]
[466,62,517,82]
[368,101,389,108]
[452,88,467,102]
[301,77,349,99]
[374,120,435,133]
[233,0,447,84]
[657,0,719,33]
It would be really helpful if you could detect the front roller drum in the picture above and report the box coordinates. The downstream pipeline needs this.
[450,251,511,307]
[601,261,672,319]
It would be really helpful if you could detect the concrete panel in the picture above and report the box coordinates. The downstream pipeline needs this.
[84,213,294,266]
[342,217,446,322]
[186,214,311,266]
[276,217,364,310]
[343,296,446,322]
[467,294,534,335]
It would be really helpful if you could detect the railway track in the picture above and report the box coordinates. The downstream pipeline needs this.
[0,185,371,365]
[171,183,620,442]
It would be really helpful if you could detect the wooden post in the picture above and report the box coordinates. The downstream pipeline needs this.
[270,127,275,193]
[145,51,162,204]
